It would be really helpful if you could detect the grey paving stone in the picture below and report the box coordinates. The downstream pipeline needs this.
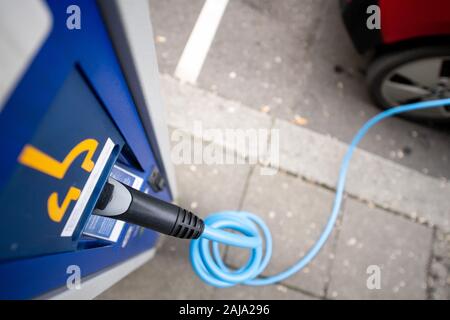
[328,199,432,300]
[226,166,341,297]
[211,284,316,300]
[428,230,450,300]
[169,128,253,217]
[98,237,215,299]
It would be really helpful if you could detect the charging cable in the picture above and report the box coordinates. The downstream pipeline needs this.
[95,98,450,288]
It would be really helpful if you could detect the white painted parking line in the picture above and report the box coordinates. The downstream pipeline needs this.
[174,0,229,84]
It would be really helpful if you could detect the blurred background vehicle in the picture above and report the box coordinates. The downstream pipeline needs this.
[341,0,450,121]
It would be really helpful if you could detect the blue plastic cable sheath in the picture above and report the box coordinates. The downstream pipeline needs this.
[190,98,450,288]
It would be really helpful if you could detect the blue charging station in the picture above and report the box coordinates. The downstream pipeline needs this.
[0,0,174,299]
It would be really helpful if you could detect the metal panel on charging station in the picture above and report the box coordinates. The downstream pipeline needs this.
[0,0,171,299]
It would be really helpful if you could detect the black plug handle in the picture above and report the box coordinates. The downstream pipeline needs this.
[122,184,204,239]
[94,179,204,239]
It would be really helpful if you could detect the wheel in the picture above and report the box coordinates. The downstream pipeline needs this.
[367,45,450,122]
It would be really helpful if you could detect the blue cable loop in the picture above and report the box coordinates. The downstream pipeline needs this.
[190,98,450,288]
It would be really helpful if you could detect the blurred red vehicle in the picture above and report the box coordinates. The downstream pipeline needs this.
[341,0,450,121]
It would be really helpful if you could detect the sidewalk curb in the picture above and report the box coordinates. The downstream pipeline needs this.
[162,74,450,231]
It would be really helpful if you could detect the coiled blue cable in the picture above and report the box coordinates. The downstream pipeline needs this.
[190,98,450,288]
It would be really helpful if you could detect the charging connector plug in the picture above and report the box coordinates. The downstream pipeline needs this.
[94,178,204,239]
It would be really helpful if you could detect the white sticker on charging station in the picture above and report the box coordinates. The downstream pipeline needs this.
[82,164,144,242]
[61,138,116,237]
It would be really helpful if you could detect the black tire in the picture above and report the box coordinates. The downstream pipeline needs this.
[367,45,450,122]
